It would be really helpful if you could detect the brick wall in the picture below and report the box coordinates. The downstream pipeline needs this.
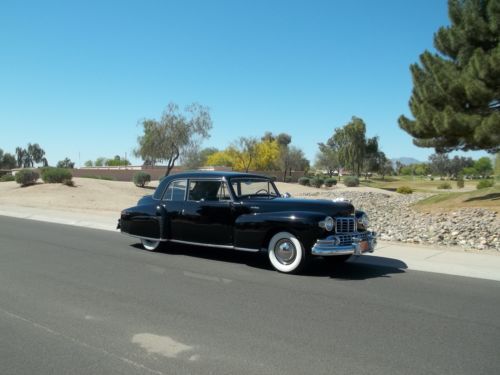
[12,167,307,182]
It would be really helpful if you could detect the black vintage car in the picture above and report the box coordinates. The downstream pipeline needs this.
[118,171,376,273]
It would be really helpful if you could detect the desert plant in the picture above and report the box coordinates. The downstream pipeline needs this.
[437,182,452,189]
[0,174,15,182]
[456,177,465,189]
[41,167,73,183]
[396,186,413,194]
[324,178,337,187]
[298,177,310,186]
[343,176,360,187]
[15,169,39,187]
[477,179,494,190]
[133,172,151,188]
[310,177,324,188]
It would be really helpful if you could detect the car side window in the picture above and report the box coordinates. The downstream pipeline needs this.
[189,180,228,201]
[218,183,231,201]
[163,179,187,201]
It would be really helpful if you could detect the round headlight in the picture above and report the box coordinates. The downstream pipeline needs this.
[323,216,334,231]
[358,213,369,228]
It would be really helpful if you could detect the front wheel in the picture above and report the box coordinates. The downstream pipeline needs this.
[268,232,306,274]
[141,238,161,251]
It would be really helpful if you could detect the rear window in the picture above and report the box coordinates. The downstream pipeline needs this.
[188,180,231,201]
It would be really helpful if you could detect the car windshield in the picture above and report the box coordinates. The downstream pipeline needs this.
[230,178,279,199]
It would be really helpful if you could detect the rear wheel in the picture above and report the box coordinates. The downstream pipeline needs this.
[268,232,306,274]
[141,239,161,252]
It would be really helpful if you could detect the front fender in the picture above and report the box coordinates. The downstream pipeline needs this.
[234,211,326,251]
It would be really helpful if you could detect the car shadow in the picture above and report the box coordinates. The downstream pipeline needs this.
[130,243,407,280]
[130,242,273,269]
[303,256,407,280]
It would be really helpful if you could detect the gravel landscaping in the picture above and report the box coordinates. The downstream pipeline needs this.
[294,190,500,252]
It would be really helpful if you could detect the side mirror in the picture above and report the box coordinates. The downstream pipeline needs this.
[281,192,291,198]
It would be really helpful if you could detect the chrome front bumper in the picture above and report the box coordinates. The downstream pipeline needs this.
[311,231,377,256]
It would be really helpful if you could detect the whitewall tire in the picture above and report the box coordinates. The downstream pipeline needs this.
[268,232,306,273]
[141,239,161,252]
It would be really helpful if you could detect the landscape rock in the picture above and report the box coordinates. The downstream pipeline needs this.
[296,190,500,252]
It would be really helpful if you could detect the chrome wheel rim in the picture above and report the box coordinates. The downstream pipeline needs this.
[274,239,297,265]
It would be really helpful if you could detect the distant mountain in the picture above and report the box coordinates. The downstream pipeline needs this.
[391,157,422,166]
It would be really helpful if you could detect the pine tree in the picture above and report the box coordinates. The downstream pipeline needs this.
[399,0,500,153]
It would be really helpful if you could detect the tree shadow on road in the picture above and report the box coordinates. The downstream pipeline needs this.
[130,242,407,280]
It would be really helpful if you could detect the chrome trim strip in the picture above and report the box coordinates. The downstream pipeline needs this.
[170,239,259,252]
[170,239,233,249]
[234,246,261,252]
[126,234,168,242]
[123,233,260,252]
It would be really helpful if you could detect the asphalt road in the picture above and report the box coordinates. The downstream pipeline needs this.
[1,216,499,375]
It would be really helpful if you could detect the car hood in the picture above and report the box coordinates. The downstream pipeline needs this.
[244,197,354,217]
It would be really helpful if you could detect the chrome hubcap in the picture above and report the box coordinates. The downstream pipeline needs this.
[142,239,159,249]
[274,239,296,265]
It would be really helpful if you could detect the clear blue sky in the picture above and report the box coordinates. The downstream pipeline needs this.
[0,0,488,166]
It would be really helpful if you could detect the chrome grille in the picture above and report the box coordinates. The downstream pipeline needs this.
[336,232,368,245]
[335,217,356,233]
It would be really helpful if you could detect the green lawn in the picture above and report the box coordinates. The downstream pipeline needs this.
[358,176,479,192]
[413,186,500,213]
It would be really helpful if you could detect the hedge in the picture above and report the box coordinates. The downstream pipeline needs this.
[133,172,151,187]
[324,178,337,187]
[298,177,310,186]
[15,170,39,187]
[396,186,413,194]
[41,167,73,183]
[343,176,360,187]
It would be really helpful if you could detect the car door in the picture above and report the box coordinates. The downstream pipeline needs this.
[177,179,234,245]
[160,178,188,240]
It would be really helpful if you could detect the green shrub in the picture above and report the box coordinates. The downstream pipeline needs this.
[396,186,413,194]
[63,178,75,187]
[41,167,73,183]
[456,177,465,189]
[437,182,452,189]
[270,176,277,182]
[343,176,360,187]
[324,178,337,187]
[477,179,494,189]
[310,177,324,188]
[0,174,15,182]
[15,170,39,187]
[284,177,292,183]
[133,172,151,188]
[298,177,310,186]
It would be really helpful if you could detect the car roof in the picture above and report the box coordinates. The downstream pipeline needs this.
[165,171,270,180]
[153,171,274,200]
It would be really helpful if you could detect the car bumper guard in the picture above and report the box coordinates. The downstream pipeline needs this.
[311,231,377,256]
